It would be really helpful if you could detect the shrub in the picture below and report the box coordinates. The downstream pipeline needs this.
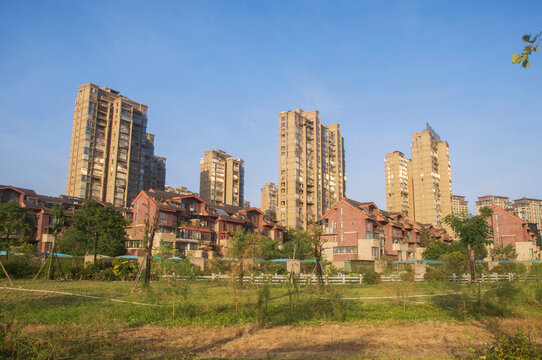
[1,256,40,279]
[424,266,448,282]
[476,332,542,360]
[492,262,527,275]
[112,258,136,280]
[100,267,117,281]
[362,270,380,285]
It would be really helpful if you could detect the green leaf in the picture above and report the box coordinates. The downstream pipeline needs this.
[535,45,541,51]
[522,59,530,68]
[522,34,531,42]
[512,53,522,63]
[525,46,532,55]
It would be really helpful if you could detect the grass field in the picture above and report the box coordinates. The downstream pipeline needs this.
[1,278,542,358]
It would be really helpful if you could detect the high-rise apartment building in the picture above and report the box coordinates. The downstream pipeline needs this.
[452,195,468,216]
[261,182,278,219]
[384,151,410,218]
[66,83,166,207]
[512,198,542,237]
[476,195,511,213]
[200,150,244,206]
[278,109,345,229]
[385,123,452,226]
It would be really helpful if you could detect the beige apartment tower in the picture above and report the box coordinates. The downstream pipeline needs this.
[278,109,345,229]
[476,195,512,213]
[384,151,410,218]
[385,123,452,226]
[261,182,278,219]
[452,195,468,216]
[512,198,542,235]
[66,83,166,207]
[200,150,244,207]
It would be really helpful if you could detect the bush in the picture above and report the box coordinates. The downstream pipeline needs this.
[424,266,448,282]
[112,258,136,280]
[100,267,117,281]
[362,270,380,285]
[0,256,40,279]
[529,263,542,276]
[476,332,542,359]
[492,262,527,275]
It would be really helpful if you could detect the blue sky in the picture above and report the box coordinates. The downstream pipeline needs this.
[1,0,541,212]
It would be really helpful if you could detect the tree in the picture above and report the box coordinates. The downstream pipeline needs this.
[443,207,493,281]
[422,242,449,261]
[512,32,541,68]
[229,230,260,283]
[46,204,69,279]
[491,244,518,261]
[282,228,314,260]
[257,237,281,260]
[56,201,127,260]
[0,202,35,259]
[307,225,326,292]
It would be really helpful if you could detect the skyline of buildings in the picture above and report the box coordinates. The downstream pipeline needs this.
[199,149,245,207]
[277,109,346,229]
[66,83,166,207]
[18,83,542,238]
[385,123,453,227]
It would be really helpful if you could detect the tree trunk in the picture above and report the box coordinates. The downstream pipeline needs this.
[93,233,98,264]
[469,247,476,282]
[144,252,152,286]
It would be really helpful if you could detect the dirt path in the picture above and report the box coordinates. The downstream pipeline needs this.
[116,318,542,359]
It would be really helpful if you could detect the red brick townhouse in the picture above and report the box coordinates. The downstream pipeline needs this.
[0,185,84,252]
[127,189,284,257]
[487,205,541,261]
[320,198,452,268]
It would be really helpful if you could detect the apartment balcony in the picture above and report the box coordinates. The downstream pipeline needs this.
[365,231,385,240]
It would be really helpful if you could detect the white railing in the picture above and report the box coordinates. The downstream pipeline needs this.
[160,273,541,284]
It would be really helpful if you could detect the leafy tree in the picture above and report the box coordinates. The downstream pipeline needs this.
[229,230,260,283]
[419,227,437,248]
[444,207,493,281]
[512,32,541,68]
[491,244,518,261]
[46,204,69,279]
[56,201,127,260]
[0,201,35,259]
[257,237,281,260]
[422,242,449,261]
[282,228,314,260]
[307,225,326,291]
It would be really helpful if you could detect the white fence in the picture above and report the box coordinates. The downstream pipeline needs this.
[161,273,541,284]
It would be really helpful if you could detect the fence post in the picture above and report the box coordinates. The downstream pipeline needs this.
[342,273,346,284]
[452,273,457,282]
[508,273,513,281]
[325,274,329,285]
[211,273,215,280]
[359,273,363,284]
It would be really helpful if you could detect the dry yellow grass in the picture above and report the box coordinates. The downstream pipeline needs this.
[107,318,542,359]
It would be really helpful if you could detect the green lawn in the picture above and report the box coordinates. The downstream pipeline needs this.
[2,279,541,327]
[1,279,541,359]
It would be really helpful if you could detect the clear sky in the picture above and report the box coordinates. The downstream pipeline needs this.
[1,0,541,213]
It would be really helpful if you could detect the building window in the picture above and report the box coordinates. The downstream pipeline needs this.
[372,247,378,257]
[340,221,343,229]
[160,212,166,224]
[340,207,343,215]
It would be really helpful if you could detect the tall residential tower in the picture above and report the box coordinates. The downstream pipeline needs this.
[278,109,345,229]
[200,150,244,206]
[385,123,452,226]
[260,182,278,219]
[66,83,166,207]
